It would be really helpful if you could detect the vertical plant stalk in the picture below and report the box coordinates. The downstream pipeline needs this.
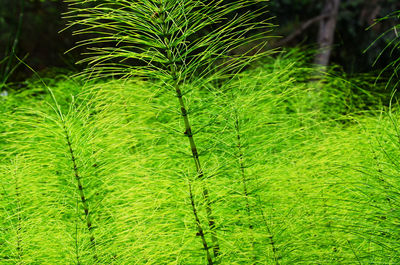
[233,110,279,264]
[13,167,23,262]
[161,8,220,255]
[66,0,271,261]
[175,86,220,258]
[75,199,81,265]
[233,111,251,218]
[257,197,279,265]
[63,124,97,261]
[188,181,214,265]
[233,111,257,263]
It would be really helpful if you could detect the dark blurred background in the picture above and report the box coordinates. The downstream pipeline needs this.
[1,0,399,86]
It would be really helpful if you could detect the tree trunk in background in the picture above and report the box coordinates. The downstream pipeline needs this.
[314,0,341,68]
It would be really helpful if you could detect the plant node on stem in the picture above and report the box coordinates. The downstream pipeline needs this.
[63,124,98,261]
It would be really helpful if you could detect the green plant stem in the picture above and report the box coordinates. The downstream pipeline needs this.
[75,199,81,265]
[175,86,220,259]
[63,124,97,261]
[233,110,257,263]
[188,181,214,265]
[232,106,279,264]
[14,169,23,262]
[233,109,279,264]
[257,197,279,265]
[161,10,220,255]
[233,111,251,218]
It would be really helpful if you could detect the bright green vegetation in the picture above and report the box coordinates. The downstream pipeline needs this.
[1,0,400,263]
[0,52,399,264]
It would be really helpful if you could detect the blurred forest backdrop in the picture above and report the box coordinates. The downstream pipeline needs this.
[1,0,400,86]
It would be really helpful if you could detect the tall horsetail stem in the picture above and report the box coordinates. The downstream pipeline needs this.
[234,110,279,264]
[258,196,279,264]
[66,0,272,261]
[176,87,220,258]
[162,6,220,256]
[188,181,214,265]
[63,124,98,261]
[233,111,251,217]
[233,110,256,262]
[14,167,23,261]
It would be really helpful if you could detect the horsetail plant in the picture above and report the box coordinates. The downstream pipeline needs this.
[232,107,280,265]
[19,65,100,261]
[65,0,273,262]
[224,77,284,264]
[0,158,25,263]
[0,71,148,263]
[2,47,393,263]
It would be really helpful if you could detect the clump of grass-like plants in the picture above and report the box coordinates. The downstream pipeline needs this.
[65,0,273,263]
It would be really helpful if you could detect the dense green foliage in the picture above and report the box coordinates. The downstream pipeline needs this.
[1,0,400,264]
[1,51,399,264]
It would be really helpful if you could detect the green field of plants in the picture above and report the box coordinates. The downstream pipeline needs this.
[1,0,400,264]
